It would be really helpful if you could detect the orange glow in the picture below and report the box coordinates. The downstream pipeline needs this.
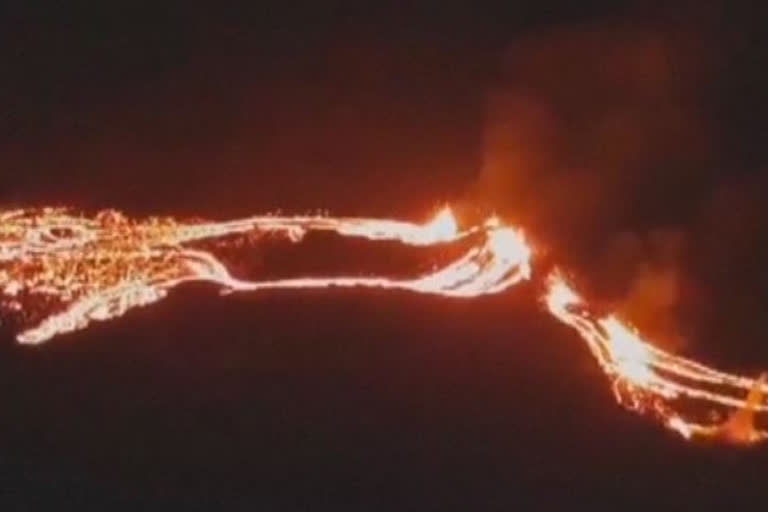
[544,272,766,444]
[1,205,765,445]
[0,207,530,345]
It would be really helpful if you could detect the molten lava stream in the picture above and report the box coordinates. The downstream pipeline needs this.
[0,207,530,345]
[2,204,766,446]
[544,272,767,444]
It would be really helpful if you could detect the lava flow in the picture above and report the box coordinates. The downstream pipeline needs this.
[545,273,767,444]
[0,207,530,345]
[0,205,765,445]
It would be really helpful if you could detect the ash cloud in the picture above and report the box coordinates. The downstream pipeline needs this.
[466,17,730,349]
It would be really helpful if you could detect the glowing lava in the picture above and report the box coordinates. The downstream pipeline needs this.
[1,205,765,445]
[545,273,767,444]
[0,207,530,345]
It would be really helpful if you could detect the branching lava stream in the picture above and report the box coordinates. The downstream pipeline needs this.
[0,206,764,445]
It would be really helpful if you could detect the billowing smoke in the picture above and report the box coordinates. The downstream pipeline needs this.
[601,228,686,351]
[467,18,726,349]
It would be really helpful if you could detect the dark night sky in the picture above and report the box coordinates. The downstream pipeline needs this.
[1,1,768,508]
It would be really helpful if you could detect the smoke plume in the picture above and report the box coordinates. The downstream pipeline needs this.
[468,17,726,348]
